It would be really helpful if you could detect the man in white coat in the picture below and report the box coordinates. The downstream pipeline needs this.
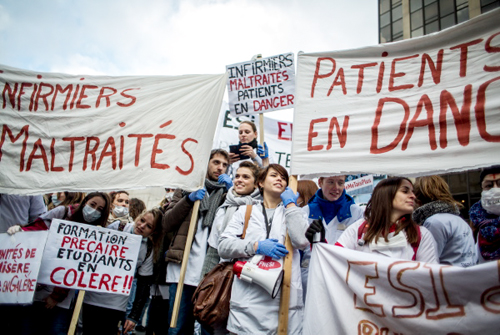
[301,175,364,300]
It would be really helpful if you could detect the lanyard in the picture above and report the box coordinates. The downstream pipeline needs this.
[261,203,272,239]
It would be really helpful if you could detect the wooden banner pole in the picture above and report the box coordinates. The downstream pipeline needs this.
[67,290,85,335]
[278,175,297,334]
[170,200,201,328]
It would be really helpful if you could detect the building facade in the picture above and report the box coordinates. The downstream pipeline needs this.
[378,0,499,219]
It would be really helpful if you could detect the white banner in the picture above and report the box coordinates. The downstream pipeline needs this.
[292,10,500,177]
[213,102,293,171]
[0,64,227,194]
[304,243,500,335]
[37,220,141,296]
[226,53,295,116]
[0,231,48,304]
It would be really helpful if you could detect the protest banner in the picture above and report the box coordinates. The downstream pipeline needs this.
[304,243,500,335]
[226,53,295,116]
[37,219,141,295]
[292,9,500,178]
[345,174,374,196]
[213,102,293,171]
[0,65,227,194]
[0,231,48,304]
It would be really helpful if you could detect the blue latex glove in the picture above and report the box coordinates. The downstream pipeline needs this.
[188,188,206,202]
[257,142,269,159]
[218,174,233,190]
[256,239,289,259]
[280,186,299,207]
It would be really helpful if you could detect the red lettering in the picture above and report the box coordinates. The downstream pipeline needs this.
[50,267,64,285]
[99,274,112,291]
[96,137,117,170]
[69,84,80,109]
[63,268,77,286]
[128,134,153,167]
[119,246,128,258]
[26,138,49,172]
[2,82,18,109]
[77,270,87,288]
[111,275,121,292]
[311,57,336,98]
[389,54,419,92]
[351,62,377,94]
[439,86,472,148]
[151,134,175,170]
[50,138,64,172]
[35,82,55,111]
[418,50,443,87]
[307,118,327,151]
[371,98,410,154]
[96,87,118,108]
[402,94,436,151]
[62,137,85,172]
[484,32,500,72]
[0,124,29,171]
[327,116,349,149]
[76,85,98,109]
[327,68,347,96]
[450,38,483,77]
[51,84,73,110]
[475,76,500,142]
[175,138,197,176]
[117,88,138,107]
[83,137,100,171]
[277,122,292,141]
[89,272,99,289]
[18,82,32,111]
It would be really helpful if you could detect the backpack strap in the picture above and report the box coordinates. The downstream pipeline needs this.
[411,225,422,261]
[240,204,252,240]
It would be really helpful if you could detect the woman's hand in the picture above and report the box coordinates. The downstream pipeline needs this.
[44,296,58,309]
[123,320,137,333]
[229,152,240,164]
[7,225,22,235]
[255,238,289,259]
[240,144,257,159]
[281,186,299,208]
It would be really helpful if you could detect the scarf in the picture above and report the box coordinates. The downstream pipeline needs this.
[199,179,227,229]
[470,201,500,260]
[412,200,460,225]
[219,187,262,233]
[308,189,355,224]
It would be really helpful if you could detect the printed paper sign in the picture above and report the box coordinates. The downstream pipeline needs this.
[213,102,293,171]
[345,175,374,195]
[0,231,48,304]
[304,243,500,335]
[37,220,141,296]
[0,65,227,194]
[292,10,500,177]
[226,53,295,116]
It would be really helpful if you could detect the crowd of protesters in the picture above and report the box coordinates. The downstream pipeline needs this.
[1,122,499,334]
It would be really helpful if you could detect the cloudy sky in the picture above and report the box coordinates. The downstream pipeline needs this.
[0,0,378,120]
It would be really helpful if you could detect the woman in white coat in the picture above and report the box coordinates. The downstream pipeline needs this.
[219,164,309,335]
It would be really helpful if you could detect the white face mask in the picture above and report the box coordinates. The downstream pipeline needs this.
[481,188,500,216]
[82,205,101,223]
[113,205,129,217]
[52,194,62,206]
[165,192,174,201]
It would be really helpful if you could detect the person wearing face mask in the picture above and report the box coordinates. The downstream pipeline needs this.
[160,188,175,213]
[228,121,270,177]
[108,190,133,229]
[7,192,110,335]
[469,165,500,263]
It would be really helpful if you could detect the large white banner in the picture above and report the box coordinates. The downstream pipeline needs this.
[226,53,295,116]
[292,9,500,177]
[0,231,48,304]
[0,64,227,194]
[37,220,141,296]
[304,243,500,335]
[213,102,293,171]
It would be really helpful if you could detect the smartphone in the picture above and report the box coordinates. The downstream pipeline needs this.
[229,144,250,160]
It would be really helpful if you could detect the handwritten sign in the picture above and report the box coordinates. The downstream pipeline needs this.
[304,243,500,335]
[213,102,293,171]
[292,10,500,177]
[0,65,227,194]
[226,53,295,116]
[37,219,141,296]
[0,231,48,304]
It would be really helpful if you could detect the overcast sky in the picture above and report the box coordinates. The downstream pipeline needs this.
[0,0,378,120]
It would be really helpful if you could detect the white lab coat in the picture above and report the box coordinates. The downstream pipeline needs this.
[219,204,309,335]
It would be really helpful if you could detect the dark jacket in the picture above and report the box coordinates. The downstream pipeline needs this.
[162,188,197,263]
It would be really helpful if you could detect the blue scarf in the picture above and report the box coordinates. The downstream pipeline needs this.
[308,189,355,224]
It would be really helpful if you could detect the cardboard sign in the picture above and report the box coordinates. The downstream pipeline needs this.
[292,10,500,177]
[304,243,500,335]
[226,53,295,116]
[37,220,141,296]
[0,231,48,304]
[0,65,227,194]
[213,103,293,171]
